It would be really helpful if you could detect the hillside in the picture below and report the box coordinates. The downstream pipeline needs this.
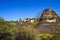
[0,8,60,40]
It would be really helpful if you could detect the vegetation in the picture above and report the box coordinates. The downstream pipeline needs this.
[0,17,60,40]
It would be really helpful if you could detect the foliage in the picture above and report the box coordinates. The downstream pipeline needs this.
[0,18,16,40]
[16,27,40,40]
[37,34,54,40]
[0,17,60,40]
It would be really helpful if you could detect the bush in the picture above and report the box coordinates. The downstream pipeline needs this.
[15,27,40,40]
[37,34,54,40]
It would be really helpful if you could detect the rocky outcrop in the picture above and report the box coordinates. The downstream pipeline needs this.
[35,8,60,34]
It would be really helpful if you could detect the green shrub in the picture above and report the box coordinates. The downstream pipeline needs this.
[15,27,40,40]
[37,34,54,40]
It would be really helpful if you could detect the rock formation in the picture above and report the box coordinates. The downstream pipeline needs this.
[35,8,60,35]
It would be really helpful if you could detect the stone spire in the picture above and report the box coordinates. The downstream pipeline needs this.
[40,8,59,20]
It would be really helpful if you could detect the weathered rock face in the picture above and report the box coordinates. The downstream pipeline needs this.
[40,8,59,20]
[35,8,60,34]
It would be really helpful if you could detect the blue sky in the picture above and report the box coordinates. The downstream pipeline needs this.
[0,0,60,21]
